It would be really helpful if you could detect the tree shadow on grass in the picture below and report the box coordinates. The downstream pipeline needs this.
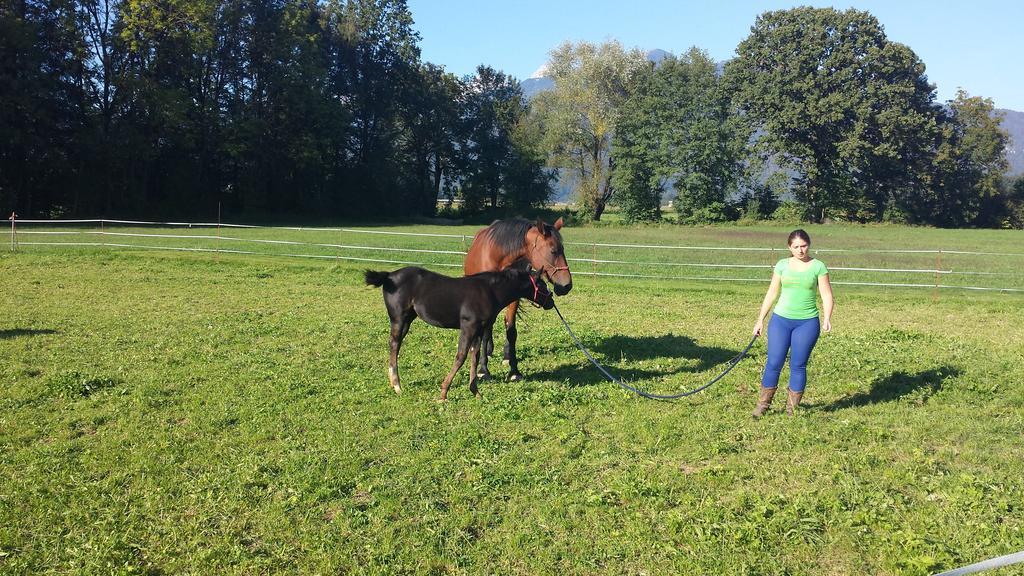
[817,366,961,412]
[526,333,746,389]
[0,328,57,340]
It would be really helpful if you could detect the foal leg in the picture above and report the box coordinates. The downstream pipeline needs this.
[387,312,415,394]
[468,328,484,398]
[503,301,522,381]
[476,323,494,380]
[439,329,471,402]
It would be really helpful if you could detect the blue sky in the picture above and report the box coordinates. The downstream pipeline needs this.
[407,0,1024,111]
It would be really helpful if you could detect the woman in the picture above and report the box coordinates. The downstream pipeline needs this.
[752,229,834,417]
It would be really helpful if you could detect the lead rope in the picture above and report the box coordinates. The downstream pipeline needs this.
[551,301,758,400]
[933,551,1024,576]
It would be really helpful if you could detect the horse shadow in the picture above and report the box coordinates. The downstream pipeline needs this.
[526,333,742,388]
[590,333,736,370]
[817,366,961,412]
[0,328,57,340]
[527,362,681,388]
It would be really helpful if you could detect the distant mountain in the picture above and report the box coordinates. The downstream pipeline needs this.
[646,48,670,65]
[520,76,554,100]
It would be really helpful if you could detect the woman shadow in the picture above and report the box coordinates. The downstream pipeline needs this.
[817,366,961,412]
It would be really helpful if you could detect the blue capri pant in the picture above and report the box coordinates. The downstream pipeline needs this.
[762,313,820,392]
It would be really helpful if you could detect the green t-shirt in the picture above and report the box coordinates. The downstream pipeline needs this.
[773,258,828,320]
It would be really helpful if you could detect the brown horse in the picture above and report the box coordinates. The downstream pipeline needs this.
[463,217,572,381]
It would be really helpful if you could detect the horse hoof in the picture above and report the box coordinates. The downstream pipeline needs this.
[502,359,510,366]
[392,385,401,394]
[507,373,523,382]
[477,371,492,381]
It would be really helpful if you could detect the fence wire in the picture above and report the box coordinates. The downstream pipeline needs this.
[11,218,1024,294]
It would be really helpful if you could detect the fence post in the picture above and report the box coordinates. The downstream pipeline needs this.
[9,212,16,252]
[592,242,597,282]
[933,249,942,302]
[216,203,222,258]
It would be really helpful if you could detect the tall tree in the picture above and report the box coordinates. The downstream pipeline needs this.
[115,0,223,215]
[615,48,746,223]
[532,40,648,220]
[501,102,554,212]
[610,63,660,223]
[949,92,1010,226]
[903,91,1010,227]
[75,0,126,214]
[726,7,939,222]
[332,0,420,215]
[398,62,463,215]
[1007,176,1024,229]
[1,0,88,216]
[459,65,550,213]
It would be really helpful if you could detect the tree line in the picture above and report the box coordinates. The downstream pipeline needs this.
[1,0,548,220]
[2,2,1023,227]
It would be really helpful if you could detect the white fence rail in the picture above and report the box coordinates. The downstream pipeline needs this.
[9,218,1024,293]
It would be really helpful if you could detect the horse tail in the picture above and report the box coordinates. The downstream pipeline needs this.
[364,270,393,290]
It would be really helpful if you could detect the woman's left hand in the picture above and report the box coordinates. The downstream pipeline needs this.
[822,318,832,333]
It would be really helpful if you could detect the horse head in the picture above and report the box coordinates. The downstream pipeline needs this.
[525,217,572,296]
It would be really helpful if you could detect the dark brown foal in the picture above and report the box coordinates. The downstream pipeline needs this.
[365,266,554,400]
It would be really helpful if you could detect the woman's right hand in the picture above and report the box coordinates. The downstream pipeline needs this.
[753,318,764,337]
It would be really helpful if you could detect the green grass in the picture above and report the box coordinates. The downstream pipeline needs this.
[2,222,1024,575]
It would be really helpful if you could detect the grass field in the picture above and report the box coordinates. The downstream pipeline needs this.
[2,222,1024,575]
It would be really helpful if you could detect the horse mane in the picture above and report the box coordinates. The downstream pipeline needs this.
[484,218,534,255]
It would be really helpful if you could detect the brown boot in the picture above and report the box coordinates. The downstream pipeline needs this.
[751,386,776,418]
[786,390,803,416]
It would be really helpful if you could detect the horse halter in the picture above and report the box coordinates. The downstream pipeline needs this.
[542,263,570,280]
[528,274,552,307]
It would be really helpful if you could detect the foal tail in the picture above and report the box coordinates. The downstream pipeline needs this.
[364,270,393,290]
